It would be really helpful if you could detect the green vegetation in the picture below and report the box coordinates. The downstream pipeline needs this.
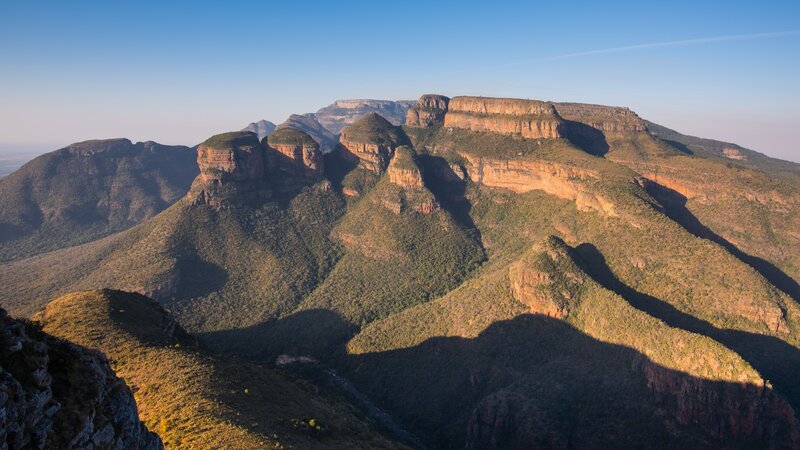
[36,289,407,449]
[340,112,409,146]
[0,139,197,262]
[201,131,260,149]
[297,176,484,326]
[267,127,318,147]
[2,101,800,449]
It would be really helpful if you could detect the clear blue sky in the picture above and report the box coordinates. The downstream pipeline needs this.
[1,0,798,161]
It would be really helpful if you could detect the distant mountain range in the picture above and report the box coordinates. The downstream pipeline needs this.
[1,94,799,449]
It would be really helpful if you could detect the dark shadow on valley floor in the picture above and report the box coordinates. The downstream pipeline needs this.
[573,242,800,412]
[200,308,800,450]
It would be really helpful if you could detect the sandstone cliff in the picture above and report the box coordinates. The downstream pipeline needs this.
[190,131,270,208]
[460,152,619,217]
[265,127,324,192]
[444,96,565,139]
[405,94,449,128]
[509,238,583,318]
[0,307,161,450]
[554,102,648,132]
[381,146,439,214]
[491,236,800,448]
[339,112,409,173]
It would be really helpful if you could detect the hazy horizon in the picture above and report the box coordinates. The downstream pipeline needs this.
[1,1,798,163]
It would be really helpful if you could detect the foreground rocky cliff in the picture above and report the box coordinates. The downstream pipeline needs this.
[0,307,161,449]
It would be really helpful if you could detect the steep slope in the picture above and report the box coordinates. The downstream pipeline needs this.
[34,289,407,449]
[555,104,800,299]
[0,131,344,339]
[0,139,197,262]
[277,115,339,154]
[241,119,277,140]
[0,305,161,449]
[309,99,414,134]
[2,94,800,449]
[296,145,482,328]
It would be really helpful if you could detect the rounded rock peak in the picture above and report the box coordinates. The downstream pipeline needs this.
[417,94,450,109]
[201,131,260,149]
[341,112,406,145]
[265,127,319,147]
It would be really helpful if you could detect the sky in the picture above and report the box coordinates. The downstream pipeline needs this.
[1,0,799,162]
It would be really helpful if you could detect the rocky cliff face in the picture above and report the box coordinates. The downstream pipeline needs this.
[190,131,270,208]
[554,102,648,132]
[266,127,324,191]
[444,96,565,139]
[277,114,338,154]
[339,112,408,174]
[405,94,449,128]
[509,238,583,318]
[641,360,799,444]
[0,308,161,450]
[460,152,618,217]
[310,99,415,134]
[381,146,439,214]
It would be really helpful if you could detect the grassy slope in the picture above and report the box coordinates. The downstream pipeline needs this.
[297,176,484,326]
[35,289,407,450]
[340,126,800,446]
[605,130,800,289]
[0,184,345,335]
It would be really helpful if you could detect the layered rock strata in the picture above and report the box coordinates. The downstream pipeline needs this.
[339,112,407,174]
[381,146,439,214]
[444,96,565,139]
[190,131,270,208]
[460,152,618,217]
[265,128,324,191]
[554,102,648,132]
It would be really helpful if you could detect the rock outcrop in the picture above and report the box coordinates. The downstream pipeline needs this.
[444,96,565,139]
[554,102,648,132]
[641,361,800,444]
[241,119,277,140]
[381,146,439,214]
[265,127,324,191]
[0,307,161,450]
[190,131,270,208]
[405,94,449,128]
[509,237,584,318]
[309,99,415,134]
[460,152,618,217]
[277,114,338,154]
[339,112,409,174]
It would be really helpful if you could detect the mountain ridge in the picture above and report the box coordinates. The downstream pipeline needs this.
[1,93,798,449]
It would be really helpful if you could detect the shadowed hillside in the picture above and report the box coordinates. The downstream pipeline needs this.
[0,139,197,262]
[33,289,409,449]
